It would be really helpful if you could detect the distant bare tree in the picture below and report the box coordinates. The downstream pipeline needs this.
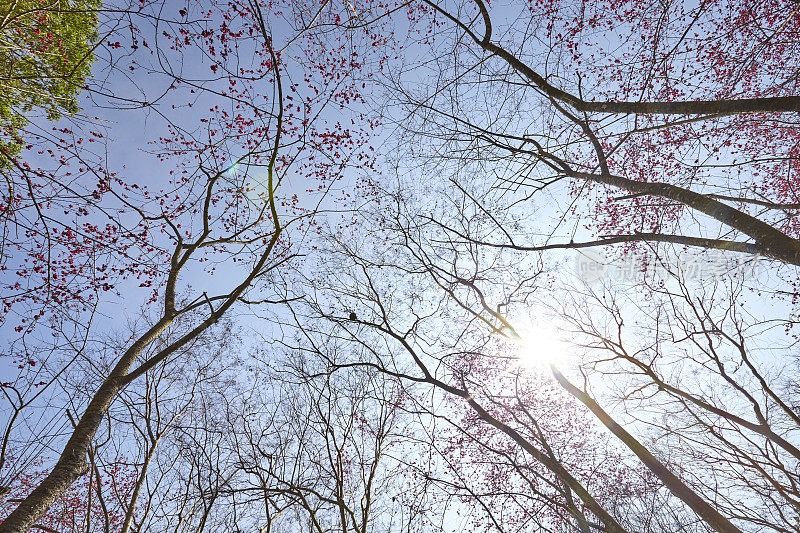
[229,352,423,533]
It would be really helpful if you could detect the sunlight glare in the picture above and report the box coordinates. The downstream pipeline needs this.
[513,320,571,369]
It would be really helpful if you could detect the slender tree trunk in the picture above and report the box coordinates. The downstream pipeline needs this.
[570,170,800,265]
[552,368,744,533]
[0,319,172,533]
[120,437,159,533]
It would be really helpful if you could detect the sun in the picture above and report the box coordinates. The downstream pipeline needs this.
[512,320,571,369]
